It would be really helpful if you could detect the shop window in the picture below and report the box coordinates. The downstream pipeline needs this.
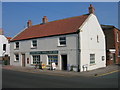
[48,55,58,65]
[31,40,37,48]
[15,42,19,49]
[59,37,66,46]
[90,54,95,64]
[32,55,40,64]
[3,44,6,51]
[14,54,19,61]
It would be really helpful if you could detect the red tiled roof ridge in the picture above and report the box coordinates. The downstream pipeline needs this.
[30,14,89,28]
[47,14,89,23]
[11,14,90,41]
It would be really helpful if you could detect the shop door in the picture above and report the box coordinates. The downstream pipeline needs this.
[61,55,67,70]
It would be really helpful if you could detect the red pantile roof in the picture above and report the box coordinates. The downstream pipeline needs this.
[6,37,12,40]
[11,14,89,41]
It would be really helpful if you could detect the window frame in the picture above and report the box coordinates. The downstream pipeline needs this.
[15,42,19,49]
[14,54,19,61]
[3,44,6,51]
[47,55,58,65]
[31,40,37,48]
[58,37,66,46]
[32,55,40,64]
[90,54,95,65]
[117,32,119,42]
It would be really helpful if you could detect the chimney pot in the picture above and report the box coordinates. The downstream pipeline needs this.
[88,4,95,14]
[27,20,32,28]
[42,16,48,24]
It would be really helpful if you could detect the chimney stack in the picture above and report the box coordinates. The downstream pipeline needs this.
[27,20,32,28]
[88,4,95,14]
[0,28,4,35]
[42,16,48,24]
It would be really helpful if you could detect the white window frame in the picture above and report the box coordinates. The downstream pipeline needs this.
[14,54,19,61]
[14,42,19,49]
[31,40,37,48]
[3,44,6,51]
[90,54,95,65]
[32,55,40,64]
[58,37,66,46]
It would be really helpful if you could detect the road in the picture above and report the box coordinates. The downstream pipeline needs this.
[2,69,119,88]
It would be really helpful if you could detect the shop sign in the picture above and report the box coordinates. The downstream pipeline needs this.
[30,51,58,55]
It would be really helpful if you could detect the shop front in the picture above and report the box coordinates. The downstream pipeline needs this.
[30,50,59,70]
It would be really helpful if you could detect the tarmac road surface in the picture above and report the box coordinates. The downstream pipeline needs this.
[2,69,119,88]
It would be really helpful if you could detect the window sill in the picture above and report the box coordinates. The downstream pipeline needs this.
[57,45,67,47]
[14,48,19,50]
[31,47,37,49]
[14,60,19,62]
[90,63,96,66]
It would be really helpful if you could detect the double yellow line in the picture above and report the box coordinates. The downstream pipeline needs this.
[95,70,120,77]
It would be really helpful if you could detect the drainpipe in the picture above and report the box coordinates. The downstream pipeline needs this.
[77,30,80,72]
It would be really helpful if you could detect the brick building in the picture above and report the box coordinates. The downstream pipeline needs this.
[102,25,120,65]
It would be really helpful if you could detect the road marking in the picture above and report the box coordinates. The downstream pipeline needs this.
[94,70,120,77]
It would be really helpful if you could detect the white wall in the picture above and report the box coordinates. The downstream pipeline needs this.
[0,35,10,57]
[80,14,106,71]
[10,34,78,70]
[10,14,106,72]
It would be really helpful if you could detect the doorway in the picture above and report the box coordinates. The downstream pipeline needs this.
[61,55,67,70]
[22,54,25,67]
[113,53,116,63]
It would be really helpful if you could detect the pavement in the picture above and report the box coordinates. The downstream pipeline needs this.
[2,64,120,77]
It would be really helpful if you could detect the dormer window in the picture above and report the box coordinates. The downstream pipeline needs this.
[15,42,19,49]
[31,40,37,48]
[59,37,66,46]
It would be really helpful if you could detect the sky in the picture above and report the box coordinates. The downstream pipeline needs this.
[2,2,118,37]
[0,2,2,28]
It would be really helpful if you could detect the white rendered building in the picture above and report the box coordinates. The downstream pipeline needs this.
[10,5,106,72]
[0,29,11,61]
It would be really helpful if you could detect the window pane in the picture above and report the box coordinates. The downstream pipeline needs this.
[60,41,66,45]
[59,37,66,45]
[16,42,19,48]
[60,37,66,40]
[15,54,19,61]
[90,54,95,64]
[48,55,58,65]
[32,40,37,47]
[33,55,40,64]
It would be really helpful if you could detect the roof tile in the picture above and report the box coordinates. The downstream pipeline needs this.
[11,14,89,41]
